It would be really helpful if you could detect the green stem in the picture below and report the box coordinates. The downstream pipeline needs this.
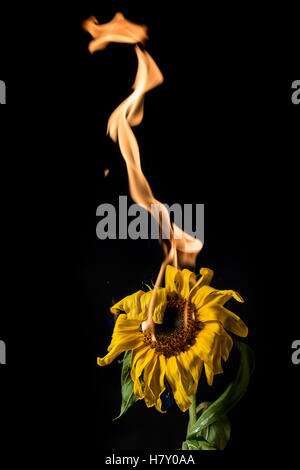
[188,394,197,431]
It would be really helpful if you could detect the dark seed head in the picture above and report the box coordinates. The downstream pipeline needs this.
[143,294,203,358]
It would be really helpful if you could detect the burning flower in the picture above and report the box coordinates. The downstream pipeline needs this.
[84,11,254,449]
[98,265,248,413]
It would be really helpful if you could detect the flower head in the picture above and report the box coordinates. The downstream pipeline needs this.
[98,266,248,413]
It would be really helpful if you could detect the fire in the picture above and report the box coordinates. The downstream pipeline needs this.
[82,12,148,53]
[83,12,203,339]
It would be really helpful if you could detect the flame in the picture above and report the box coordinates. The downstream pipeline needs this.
[82,12,148,54]
[83,12,203,339]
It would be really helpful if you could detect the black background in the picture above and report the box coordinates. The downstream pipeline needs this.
[0,0,299,461]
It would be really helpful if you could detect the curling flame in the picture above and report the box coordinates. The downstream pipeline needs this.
[82,12,148,53]
[83,13,203,339]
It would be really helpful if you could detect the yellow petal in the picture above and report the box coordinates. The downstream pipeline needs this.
[131,347,156,399]
[165,356,191,412]
[189,267,214,299]
[142,355,159,406]
[165,265,182,294]
[165,265,196,300]
[204,332,232,385]
[174,355,193,396]
[191,284,245,315]
[97,314,143,366]
[180,269,196,299]
[154,356,167,413]
[204,363,214,386]
[178,348,203,396]
[190,285,216,309]
[143,354,166,413]
[193,321,233,384]
[111,288,167,324]
[131,343,150,382]
[199,288,244,306]
[110,290,145,318]
[199,304,248,337]
[140,289,168,324]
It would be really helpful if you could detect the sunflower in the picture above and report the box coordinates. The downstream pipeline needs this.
[98,266,248,413]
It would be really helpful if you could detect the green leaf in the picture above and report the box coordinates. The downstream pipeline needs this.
[202,414,231,450]
[189,401,230,450]
[187,340,255,440]
[114,350,139,420]
[182,439,217,450]
[196,401,210,415]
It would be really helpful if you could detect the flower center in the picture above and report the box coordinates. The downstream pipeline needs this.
[143,294,203,358]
